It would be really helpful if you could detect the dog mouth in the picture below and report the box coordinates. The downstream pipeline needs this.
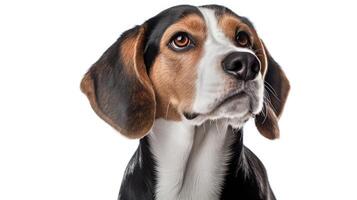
[183,112,200,120]
[184,91,249,120]
[213,91,247,111]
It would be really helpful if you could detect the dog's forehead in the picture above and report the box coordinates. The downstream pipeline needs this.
[200,5,255,28]
[143,5,254,68]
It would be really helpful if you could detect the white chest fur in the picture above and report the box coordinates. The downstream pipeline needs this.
[148,119,236,200]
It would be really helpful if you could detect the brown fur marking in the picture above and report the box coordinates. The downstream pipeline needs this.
[150,14,206,120]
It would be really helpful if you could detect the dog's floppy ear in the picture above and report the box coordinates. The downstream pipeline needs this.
[255,41,290,139]
[80,25,156,139]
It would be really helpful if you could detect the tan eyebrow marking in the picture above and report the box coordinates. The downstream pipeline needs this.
[161,14,206,46]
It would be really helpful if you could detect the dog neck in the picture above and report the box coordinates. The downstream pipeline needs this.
[148,118,242,200]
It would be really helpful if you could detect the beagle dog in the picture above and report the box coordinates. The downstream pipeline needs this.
[81,4,290,200]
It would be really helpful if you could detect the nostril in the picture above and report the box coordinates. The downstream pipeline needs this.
[246,60,261,81]
[232,60,243,72]
[225,59,243,73]
[251,61,260,74]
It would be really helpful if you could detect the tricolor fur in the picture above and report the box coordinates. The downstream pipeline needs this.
[81,4,290,200]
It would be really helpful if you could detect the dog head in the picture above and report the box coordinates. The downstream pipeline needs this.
[81,5,290,139]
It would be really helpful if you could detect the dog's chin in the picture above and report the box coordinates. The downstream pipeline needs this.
[184,94,262,128]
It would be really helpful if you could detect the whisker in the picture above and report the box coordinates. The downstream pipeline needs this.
[260,102,266,118]
[264,85,279,102]
[264,90,278,114]
[265,85,280,102]
[261,100,268,124]
[264,81,280,102]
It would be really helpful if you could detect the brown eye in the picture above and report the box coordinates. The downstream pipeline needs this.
[236,31,251,47]
[169,32,194,51]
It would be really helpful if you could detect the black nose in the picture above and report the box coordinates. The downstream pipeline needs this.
[222,52,260,81]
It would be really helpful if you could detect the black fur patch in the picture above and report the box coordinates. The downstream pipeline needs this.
[220,128,276,200]
[118,138,156,200]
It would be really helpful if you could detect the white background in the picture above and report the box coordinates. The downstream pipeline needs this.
[1,0,356,199]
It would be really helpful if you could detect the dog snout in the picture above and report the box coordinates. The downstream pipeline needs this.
[222,52,260,81]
